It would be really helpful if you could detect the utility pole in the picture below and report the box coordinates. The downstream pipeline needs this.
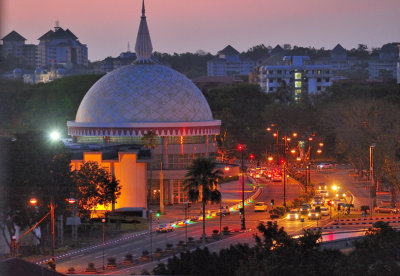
[370,144,376,217]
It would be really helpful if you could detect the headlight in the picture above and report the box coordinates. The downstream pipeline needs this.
[287,215,290,219]
[316,214,319,217]
[326,193,329,196]
[295,214,299,219]
[343,193,346,197]
[308,213,311,216]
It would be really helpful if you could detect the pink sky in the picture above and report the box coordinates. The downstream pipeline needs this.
[2,0,400,61]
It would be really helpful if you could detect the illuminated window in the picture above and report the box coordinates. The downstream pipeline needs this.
[295,73,302,80]
[317,70,321,74]
[295,81,302,88]
[295,89,301,95]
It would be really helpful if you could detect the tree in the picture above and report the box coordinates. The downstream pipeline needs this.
[184,158,222,246]
[0,132,73,251]
[141,131,158,207]
[73,161,121,214]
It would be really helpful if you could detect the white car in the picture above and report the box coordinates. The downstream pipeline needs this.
[317,190,329,198]
[317,163,334,169]
[320,207,330,216]
[254,202,268,212]
[287,210,300,220]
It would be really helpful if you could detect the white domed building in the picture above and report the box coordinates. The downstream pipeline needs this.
[68,1,220,214]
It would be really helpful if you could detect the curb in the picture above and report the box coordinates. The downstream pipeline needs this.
[333,220,400,226]
[338,216,400,222]
[308,226,342,231]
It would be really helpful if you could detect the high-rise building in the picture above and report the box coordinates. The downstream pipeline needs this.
[37,25,88,68]
[1,31,37,68]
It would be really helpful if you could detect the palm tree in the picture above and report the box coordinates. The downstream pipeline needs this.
[141,131,158,208]
[184,157,222,246]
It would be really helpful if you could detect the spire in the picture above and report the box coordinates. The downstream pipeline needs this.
[135,0,153,63]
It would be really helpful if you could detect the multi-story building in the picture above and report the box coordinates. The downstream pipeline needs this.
[258,55,332,100]
[207,45,254,77]
[37,25,88,68]
[369,43,400,80]
[1,31,37,68]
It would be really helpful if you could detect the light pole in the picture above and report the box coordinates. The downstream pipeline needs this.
[370,143,376,217]
[184,202,188,248]
[101,218,105,270]
[149,210,153,260]
[238,144,246,230]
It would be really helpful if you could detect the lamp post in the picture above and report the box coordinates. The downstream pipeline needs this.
[101,218,105,270]
[370,143,376,217]
[184,202,188,248]
[238,144,246,230]
[149,210,153,260]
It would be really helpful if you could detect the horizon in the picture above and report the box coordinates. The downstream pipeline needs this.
[1,0,400,62]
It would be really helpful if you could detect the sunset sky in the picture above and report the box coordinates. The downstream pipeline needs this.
[2,0,399,61]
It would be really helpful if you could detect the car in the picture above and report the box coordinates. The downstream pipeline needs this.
[308,209,320,220]
[320,207,330,216]
[374,206,399,214]
[286,210,300,220]
[156,224,173,233]
[254,202,268,212]
[317,163,334,169]
[300,203,311,214]
[317,190,329,198]
[312,196,325,206]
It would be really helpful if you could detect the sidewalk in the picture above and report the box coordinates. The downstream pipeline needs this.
[153,177,258,225]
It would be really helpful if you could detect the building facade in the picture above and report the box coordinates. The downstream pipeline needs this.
[258,55,332,100]
[37,25,88,68]
[1,31,37,68]
[368,43,400,80]
[207,45,254,77]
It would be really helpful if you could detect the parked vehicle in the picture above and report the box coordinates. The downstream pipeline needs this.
[254,202,268,212]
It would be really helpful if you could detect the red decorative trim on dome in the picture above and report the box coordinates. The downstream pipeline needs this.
[68,125,220,137]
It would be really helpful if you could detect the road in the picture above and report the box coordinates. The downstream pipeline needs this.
[49,167,395,274]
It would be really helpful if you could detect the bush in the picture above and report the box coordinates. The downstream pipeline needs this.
[188,237,194,242]
[125,253,133,260]
[107,257,116,265]
[213,229,219,234]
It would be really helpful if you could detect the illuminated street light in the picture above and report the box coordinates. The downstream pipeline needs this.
[308,137,313,141]
[224,166,230,171]
[317,149,322,154]
[266,127,271,131]
[290,149,296,154]
[273,133,278,137]
[319,142,324,147]
[267,156,273,162]
[50,131,60,141]
[296,157,301,161]
[292,132,298,137]
[286,137,291,142]
[29,197,38,205]
[332,185,338,191]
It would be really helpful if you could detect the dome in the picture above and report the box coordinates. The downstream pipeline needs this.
[75,63,213,123]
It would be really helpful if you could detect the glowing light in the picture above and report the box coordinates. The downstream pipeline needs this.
[319,142,324,147]
[290,149,296,154]
[286,137,291,141]
[317,149,322,154]
[50,131,60,141]
[266,127,271,131]
[293,132,298,137]
[67,198,76,204]
[29,197,38,205]
[332,185,338,191]
[224,167,230,171]
[308,137,313,141]
[296,157,301,161]
[268,156,273,161]
[273,133,278,137]
[343,193,346,197]
[238,144,243,151]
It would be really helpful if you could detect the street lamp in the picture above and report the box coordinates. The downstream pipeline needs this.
[149,210,153,260]
[28,196,55,262]
[370,143,376,217]
[102,218,105,270]
[237,144,246,230]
